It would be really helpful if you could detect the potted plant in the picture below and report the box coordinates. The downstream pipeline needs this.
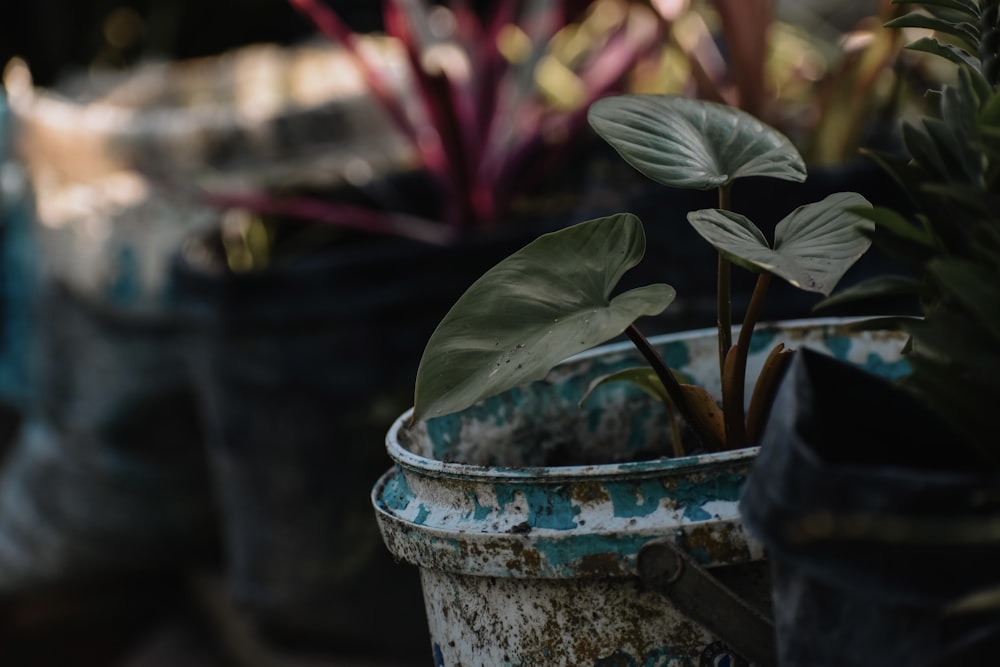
[738,0,1000,665]
[370,66,917,660]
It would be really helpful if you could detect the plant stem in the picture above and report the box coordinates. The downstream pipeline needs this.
[625,325,681,401]
[737,272,771,361]
[721,271,771,449]
[625,324,717,451]
[716,183,733,375]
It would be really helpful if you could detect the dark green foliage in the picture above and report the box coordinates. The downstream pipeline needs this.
[826,0,1000,463]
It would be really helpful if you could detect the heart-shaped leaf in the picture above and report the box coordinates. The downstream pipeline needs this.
[687,192,874,295]
[412,214,676,422]
[587,94,807,190]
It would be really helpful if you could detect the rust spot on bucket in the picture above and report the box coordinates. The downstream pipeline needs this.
[575,552,622,577]
[681,523,751,564]
[572,481,611,504]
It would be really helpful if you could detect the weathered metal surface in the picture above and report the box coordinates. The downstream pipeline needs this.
[637,538,776,665]
[372,318,909,666]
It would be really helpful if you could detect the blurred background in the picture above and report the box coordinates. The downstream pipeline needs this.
[0,0,372,88]
[0,1,941,666]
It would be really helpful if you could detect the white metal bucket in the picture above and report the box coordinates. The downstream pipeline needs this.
[373,318,909,665]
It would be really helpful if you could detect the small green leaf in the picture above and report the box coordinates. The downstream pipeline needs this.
[816,275,923,310]
[904,122,950,181]
[923,117,977,179]
[886,14,979,51]
[688,193,874,295]
[906,36,983,71]
[588,94,806,190]
[684,209,772,274]
[412,214,676,422]
[855,206,931,247]
[580,367,673,407]
[891,0,980,15]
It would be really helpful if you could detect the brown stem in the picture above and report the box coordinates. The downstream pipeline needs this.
[746,344,793,444]
[721,271,772,449]
[721,344,746,448]
[625,324,718,451]
[736,272,772,360]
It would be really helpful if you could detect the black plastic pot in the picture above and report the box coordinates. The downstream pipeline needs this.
[739,348,1000,667]
[166,165,679,658]
[0,280,219,590]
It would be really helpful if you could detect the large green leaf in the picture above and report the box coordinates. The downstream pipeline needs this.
[412,214,676,422]
[687,192,873,295]
[587,94,807,190]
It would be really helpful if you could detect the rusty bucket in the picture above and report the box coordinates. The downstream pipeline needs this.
[372,318,909,665]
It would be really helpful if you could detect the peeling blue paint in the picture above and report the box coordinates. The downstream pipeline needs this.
[682,505,712,521]
[380,468,413,511]
[661,340,692,371]
[863,352,910,379]
[415,504,431,525]
[617,458,667,473]
[671,474,744,521]
[608,480,664,518]
[495,484,578,530]
[748,329,777,356]
[534,534,649,573]
[468,493,492,521]
[825,333,851,360]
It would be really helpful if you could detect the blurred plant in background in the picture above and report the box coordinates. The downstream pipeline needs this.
[645,0,938,165]
[204,0,943,268]
[208,0,667,247]
[11,0,938,271]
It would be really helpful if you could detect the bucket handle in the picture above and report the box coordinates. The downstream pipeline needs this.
[638,538,776,667]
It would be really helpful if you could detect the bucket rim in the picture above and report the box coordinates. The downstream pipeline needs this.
[387,316,883,482]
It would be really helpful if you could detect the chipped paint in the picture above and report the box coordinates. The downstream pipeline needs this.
[670,474,745,522]
[468,492,492,521]
[379,467,413,511]
[862,351,909,379]
[607,479,665,519]
[372,318,909,666]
